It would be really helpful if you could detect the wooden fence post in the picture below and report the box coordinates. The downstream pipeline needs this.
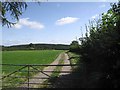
[28,65,30,89]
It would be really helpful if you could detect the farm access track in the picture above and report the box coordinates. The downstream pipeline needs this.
[1,53,79,89]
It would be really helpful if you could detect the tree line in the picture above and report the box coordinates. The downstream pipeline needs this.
[2,43,70,51]
[70,1,120,88]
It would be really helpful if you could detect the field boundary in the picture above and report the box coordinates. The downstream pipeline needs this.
[1,64,78,88]
[1,52,80,88]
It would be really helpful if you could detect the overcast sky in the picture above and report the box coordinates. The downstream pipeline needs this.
[2,2,114,46]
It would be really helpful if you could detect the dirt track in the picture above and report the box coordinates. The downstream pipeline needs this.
[21,52,71,88]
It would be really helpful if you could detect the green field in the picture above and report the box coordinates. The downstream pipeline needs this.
[2,50,63,64]
[2,50,63,73]
[2,50,64,87]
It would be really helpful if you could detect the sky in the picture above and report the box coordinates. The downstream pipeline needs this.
[2,1,115,46]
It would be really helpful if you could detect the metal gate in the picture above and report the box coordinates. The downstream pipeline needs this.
[1,64,78,89]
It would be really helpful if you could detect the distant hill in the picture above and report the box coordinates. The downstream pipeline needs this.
[2,43,70,51]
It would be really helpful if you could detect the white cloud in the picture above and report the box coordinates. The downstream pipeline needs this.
[56,17,79,25]
[14,23,22,29]
[91,14,99,19]
[2,40,22,46]
[49,40,70,45]
[13,18,44,30]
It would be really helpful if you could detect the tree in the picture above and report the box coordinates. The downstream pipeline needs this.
[1,1,27,27]
[29,43,35,50]
[1,0,45,28]
[69,40,80,53]
[77,1,120,88]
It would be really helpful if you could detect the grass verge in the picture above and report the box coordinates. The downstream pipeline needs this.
[67,52,80,70]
